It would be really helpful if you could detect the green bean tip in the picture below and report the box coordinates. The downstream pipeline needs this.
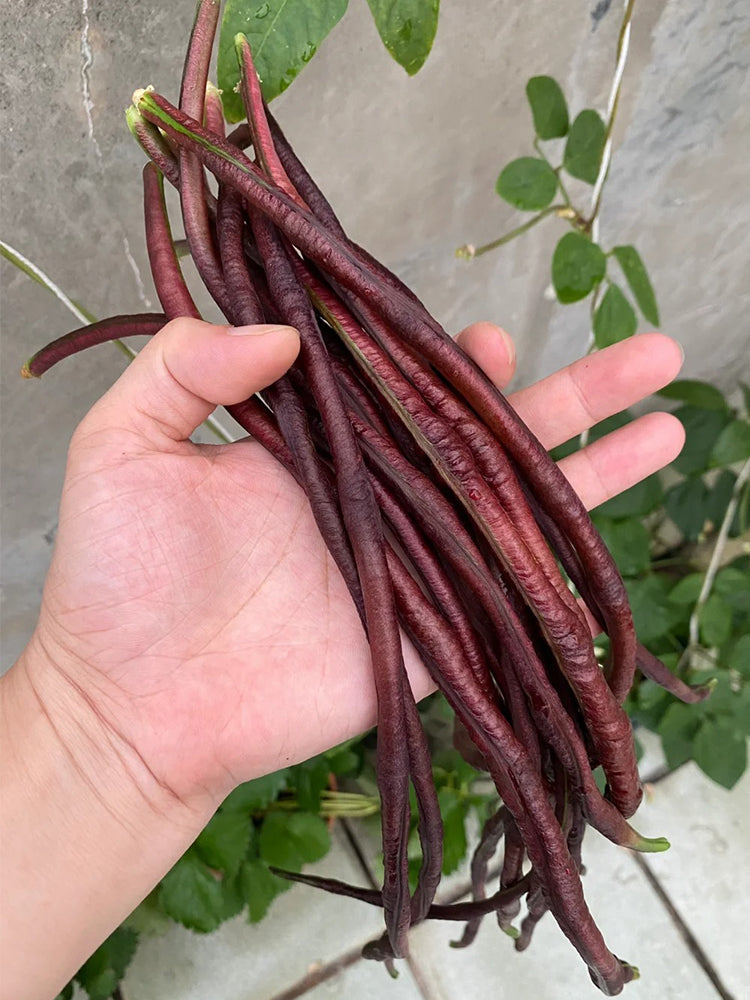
[633,834,670,854]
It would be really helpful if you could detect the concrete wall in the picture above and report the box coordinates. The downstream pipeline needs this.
[2,0,749,664]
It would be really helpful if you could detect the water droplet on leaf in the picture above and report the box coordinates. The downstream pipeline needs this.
[255,2,270,18]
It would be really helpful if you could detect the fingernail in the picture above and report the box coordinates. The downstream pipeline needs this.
[227,323,297,337]
[498,327,516,368]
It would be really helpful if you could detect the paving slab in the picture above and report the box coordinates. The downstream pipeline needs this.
[122,825,386,1000]
[406,818,721,1000]
[637,761,750,999]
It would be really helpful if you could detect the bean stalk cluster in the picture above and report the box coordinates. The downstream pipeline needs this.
[23,2,711,993]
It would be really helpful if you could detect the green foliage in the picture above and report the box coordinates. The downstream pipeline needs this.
[472,78,659,328]
[596,473,663,520]
[366,0,440,75]
[563,109,606,183]
[663,478,711,541]
[218,0,442,119]
[611,245,660,326]
[693,718,747,789]
[593,282,637,347]
[195,809,253,876]
[587,382,750,792]
[221,768,290,812]
[526,75,569,139]
[711,420,750,467]
[657,379,728,411]
[258,811,331,870]
[594,517,651,577]
[74,928,138,1000]
[671,406,732,477]
[218,0,350,117]
[241,858,286,922]
[552,232,606,303]
[496,157,558,211]
[159,851,231,933]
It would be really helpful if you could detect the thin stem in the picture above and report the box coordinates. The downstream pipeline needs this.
[2,238,235,445]
[683,457,750,666]
[578,0,635,447]
[456,205,567,259]
[587,0,636,239]
[533,138,572,209]
[2,239,96,326]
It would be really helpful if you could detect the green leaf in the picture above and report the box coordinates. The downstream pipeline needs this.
[366,0,440,76]
[525,75,569,139]
[668,573,704,606]
[551,232,606,304]
[594,518,651,577]
[699,594,733,647]
[195,810,252,877]
[75,927,138,1000]
[664,477,710,541]
[324,743,361,776]
[596,474,663,519]
[693,718,747,789]
[562,109,605,184]
[658,703,701,770]
[656,379,727,411]
[55,984,74,1000]
[241,859,286,922]
[715,565,750,602]
[219,869,247,921]
[671,406,731,477]
[495,157,558,211]
[611,245,660,326]
[710,419,750,467]
[123,890,171,936]
[258,811,331,870]
[159,852,226,933]
[589,409,634,443]
[625,575,676,645]
[221,769,290,813]
[728,635,750,677]
[291,754,331,812]
[631,680,670,731]
[593,283,638,348]
[694,673,750,732]
[741,382,750,418]
[437,789,468,875]
[218,0,349,118]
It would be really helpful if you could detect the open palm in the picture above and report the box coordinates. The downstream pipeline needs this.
[29,318,684,807]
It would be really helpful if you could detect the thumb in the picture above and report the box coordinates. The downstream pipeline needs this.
[80,318,300,448]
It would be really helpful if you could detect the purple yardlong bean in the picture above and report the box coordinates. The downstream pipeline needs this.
[136,91,638,719]
[250,211,413,956]
[24,40,702,989]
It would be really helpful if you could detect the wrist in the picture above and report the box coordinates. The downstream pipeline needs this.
[1,639,215,1000]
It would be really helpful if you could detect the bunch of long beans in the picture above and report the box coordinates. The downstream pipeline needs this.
[23,2,711,993]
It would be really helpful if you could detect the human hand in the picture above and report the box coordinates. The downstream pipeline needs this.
[17,319,684,812]
[2,318,684,999]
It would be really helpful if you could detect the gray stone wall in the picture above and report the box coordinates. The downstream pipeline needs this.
[2,0,748,664]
